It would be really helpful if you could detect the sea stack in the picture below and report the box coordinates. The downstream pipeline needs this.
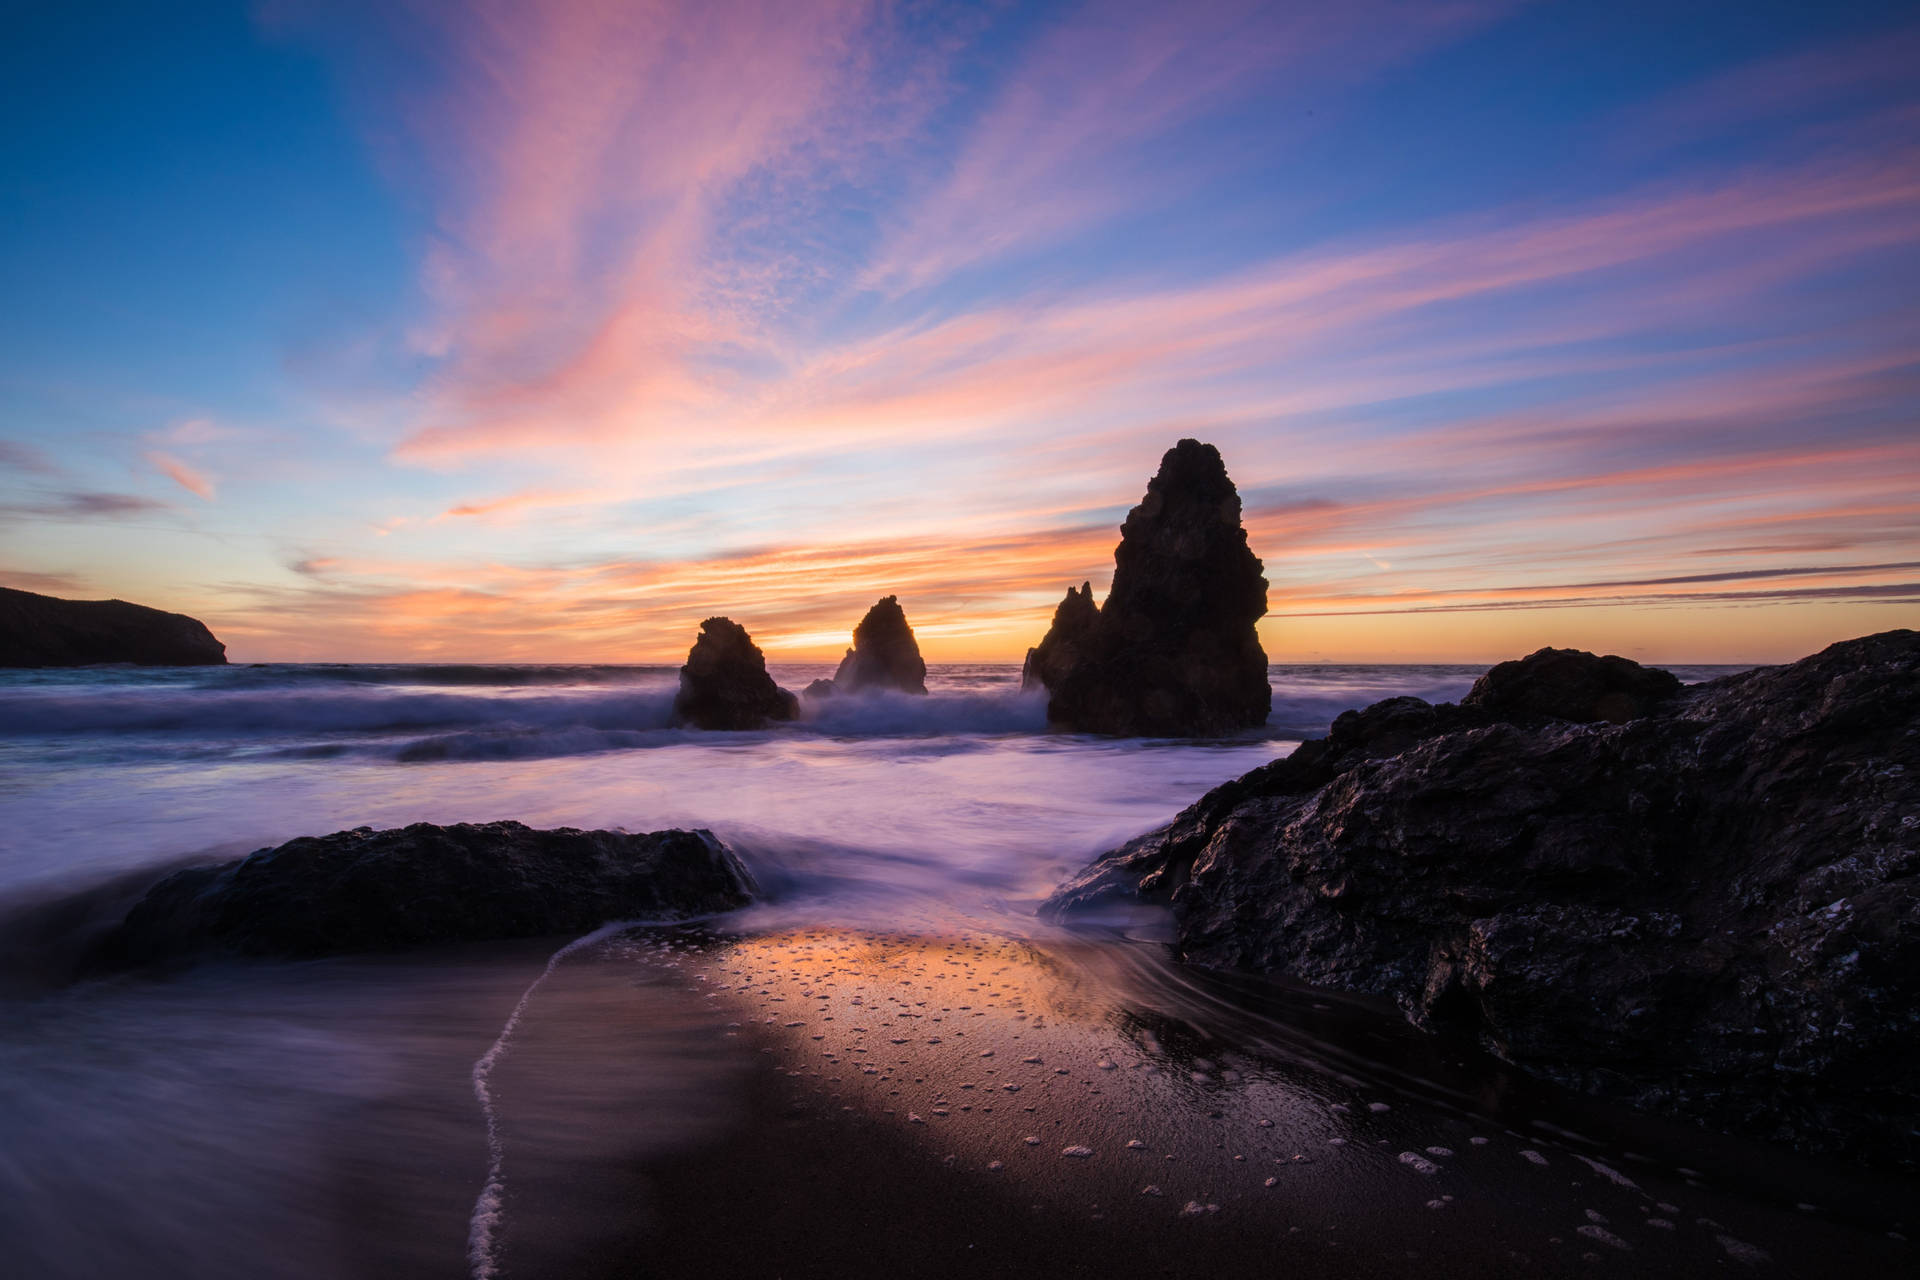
[1020,582,1097,693]
[0,587,227,667]
[669,617,799,730]
[1027,440,1270,735]
[822,595,928,695]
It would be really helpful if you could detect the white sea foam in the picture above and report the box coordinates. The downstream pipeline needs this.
[466,922,631,1280]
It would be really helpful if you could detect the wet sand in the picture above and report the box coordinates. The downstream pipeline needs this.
[477,924,1917,1279]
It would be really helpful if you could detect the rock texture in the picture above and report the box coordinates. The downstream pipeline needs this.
[821,595,928,695]
[0,587,227,667]
[1044,633,1920,1168]
[1464,646,1681,724]
[1025,440,1270,735]
[670,617,799,729]
[93,820,756,966]
[1020,583,1097,693]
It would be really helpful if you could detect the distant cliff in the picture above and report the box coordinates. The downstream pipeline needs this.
[0,588,227,667]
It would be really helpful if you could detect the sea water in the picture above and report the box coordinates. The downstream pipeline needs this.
[5,661,1910,1278]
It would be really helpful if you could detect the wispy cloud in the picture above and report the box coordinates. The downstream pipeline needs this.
[1,491,172,520]
[146,451,217,500]
[0,442,60,476]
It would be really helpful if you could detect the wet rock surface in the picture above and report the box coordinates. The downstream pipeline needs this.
[1025,440,1270,735]
[823,595,927,695]
[93,821,755,966]
[0,586,227,667]
[670,616,799,729]
[1044,632,1920,1168]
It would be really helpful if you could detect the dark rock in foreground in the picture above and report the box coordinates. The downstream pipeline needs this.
[670,616,798,729]
[0,586,227,667]
[820,595,927,695]
[94,821,755,966]
[1044,632,1920,1168]
[1025,440,1270,735]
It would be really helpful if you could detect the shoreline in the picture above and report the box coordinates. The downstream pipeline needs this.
[484,921,1918,1279]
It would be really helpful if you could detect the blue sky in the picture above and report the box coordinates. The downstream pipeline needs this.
[3,0,1916,661]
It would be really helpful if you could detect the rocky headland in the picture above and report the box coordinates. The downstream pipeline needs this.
[1044,631,1920,1168]
[1023,439,1270,736]
[91,820,755,967]
[0,586,227,667]
[670,616,799,730]
[808,595,928,696]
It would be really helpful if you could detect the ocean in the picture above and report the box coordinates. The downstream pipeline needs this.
[2,662,1911,1278]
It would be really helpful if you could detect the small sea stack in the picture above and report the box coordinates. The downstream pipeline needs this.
[1025,440,1270,735]
[0,587,227,667]
[815,595,928,696]
[1020,582,1096,693]
[670,617,799,730]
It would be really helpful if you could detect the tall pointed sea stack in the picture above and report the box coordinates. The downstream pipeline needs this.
[670,617,799,730]
[1029,440,1270,735]
[828,595,928,695]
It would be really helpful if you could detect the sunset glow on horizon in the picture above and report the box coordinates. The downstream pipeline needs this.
[3,0,1916,663]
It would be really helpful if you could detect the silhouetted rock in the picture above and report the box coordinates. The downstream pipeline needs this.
[803,678,837,699]
[0,586,226,667]
[827,595,927,695]
[1020,582,1097,692]
[92,821,755,967]
[1463,645,1682,724]
[1045,631,1920,1168]
[1027,440,1270,735]
[670,617,799,730]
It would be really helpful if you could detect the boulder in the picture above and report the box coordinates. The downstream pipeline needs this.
[92,820,756,966]
[1026,440,1270,735]
[0,586,226,667]
[670,617,799,729]
[826,595,927,695]
[1462,645,1682,723]
[1044,631,1920,1168]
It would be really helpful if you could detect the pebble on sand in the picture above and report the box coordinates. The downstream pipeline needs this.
[1576,1225,1631,1251]
[1062,1145,1095,1158]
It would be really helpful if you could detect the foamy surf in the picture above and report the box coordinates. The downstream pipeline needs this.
[466,921,632,1280]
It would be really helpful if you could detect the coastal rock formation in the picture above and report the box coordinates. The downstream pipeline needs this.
[822,595,927,695]
[1044,632,1920,1168]
[0,586,226,667]
[1463,645,1682,723]
[670,617,799,729]
[1020,582,1097,692]
[94,821,755,966]
[1025,440,1270,735]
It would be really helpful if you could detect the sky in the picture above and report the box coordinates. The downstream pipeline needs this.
[1,0,1916,664]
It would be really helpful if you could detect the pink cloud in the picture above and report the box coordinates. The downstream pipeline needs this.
[146,451,216,500]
